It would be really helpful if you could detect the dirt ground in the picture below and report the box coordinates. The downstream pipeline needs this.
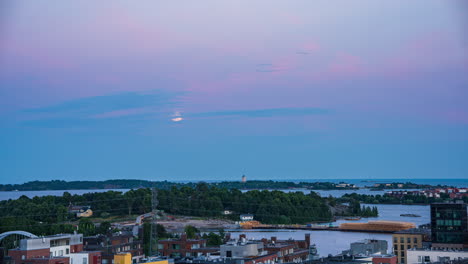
[157,218,238,231]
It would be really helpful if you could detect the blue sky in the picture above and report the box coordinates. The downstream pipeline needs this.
[1,0,468,183]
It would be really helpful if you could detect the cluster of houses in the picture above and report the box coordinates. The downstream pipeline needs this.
[386,188,468,199]
[1,231,402,264]
[1,202,467,264]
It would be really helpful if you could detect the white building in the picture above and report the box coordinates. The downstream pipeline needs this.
[406,248,468,264]
[240,214,254,222]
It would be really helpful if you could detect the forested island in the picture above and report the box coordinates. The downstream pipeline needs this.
[0,183,376,235]
[0,179,359,191]
[340,193,468,205]
[366,182,453,190]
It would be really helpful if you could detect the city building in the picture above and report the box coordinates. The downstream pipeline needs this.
[430,202,467,249]
[406,248,468,264]
[157,234,218,258]
[83,232,143,264]
[69,252,101,264]
[343,239,387,257]
[392,229,429,264]
[220,239,264,258]
[372,255,397,264]
[8,234,101,264]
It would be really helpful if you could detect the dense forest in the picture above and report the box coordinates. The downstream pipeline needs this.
[0,184,378,235]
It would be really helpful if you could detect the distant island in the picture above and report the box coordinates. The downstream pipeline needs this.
[366,182,453,190]
[0,179,457,192]
[0,179,360,191]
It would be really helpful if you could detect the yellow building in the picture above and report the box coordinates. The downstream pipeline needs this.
[392,229,427,264]
[114,253,132,264]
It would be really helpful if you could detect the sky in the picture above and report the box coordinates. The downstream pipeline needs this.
[1,1,468,184]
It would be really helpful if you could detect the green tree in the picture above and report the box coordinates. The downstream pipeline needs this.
[78,218,96,236]
[184,225,199,239]
[97,221,111,235]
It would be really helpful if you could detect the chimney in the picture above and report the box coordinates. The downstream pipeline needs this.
[181,234,187,241]
[225,233,231,242]
[305,234,311,248]
[271,237,277,244]
[239,234,246,240]
[261,238,268,245]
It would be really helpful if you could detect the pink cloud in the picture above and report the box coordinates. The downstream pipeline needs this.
[312,53,368,80]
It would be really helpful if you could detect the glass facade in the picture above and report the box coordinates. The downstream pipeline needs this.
[430,203,467,244]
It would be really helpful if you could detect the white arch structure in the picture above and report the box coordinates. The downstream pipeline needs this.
[0,231,38,241]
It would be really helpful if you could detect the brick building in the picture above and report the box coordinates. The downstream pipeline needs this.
[157,234,218,258]
[372,255,397,264]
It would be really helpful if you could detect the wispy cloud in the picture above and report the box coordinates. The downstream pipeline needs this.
[190,107,330,118]
[20,90,183,128]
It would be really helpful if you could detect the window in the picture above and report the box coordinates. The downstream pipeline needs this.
[172,244,180,250]
[400,245,404,250]
[407,237,411,243]
[400,237,404,243]
[413,237,418,244]
[59,250,63,256]
[66,249,70,254]
[424,256,430,263]
[407,245,411,249]
[83,257,87,264]
[394,245,398,251]
[66,240,70,245]
[394,237,397,243]
[191,244,200,249]
[226,251,232,258]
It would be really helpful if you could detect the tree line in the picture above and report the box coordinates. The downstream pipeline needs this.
[0,179,363,191]
[0,183,381,236]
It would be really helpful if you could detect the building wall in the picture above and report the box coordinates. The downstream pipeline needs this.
[50,246,70,258]
[9,248,51,263]
[406,249,468,264]
[372,256,397,264]
[392,234,422,264]
[114,253,131,264]
[220,243,262,258]
[158,238,208,257]
[69,253,89,264]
